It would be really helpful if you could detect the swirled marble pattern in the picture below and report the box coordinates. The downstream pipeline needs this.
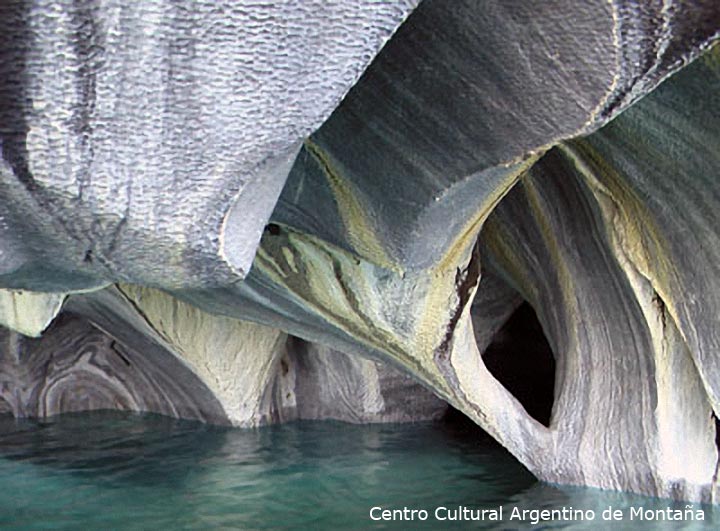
[0,0,719,504]
[0,314,228,422]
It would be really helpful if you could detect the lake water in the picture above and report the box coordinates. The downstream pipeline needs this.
[0,412,716,530]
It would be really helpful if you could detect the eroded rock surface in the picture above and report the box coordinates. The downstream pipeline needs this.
[0,290,445,426]
[0,313,228,422]
[0,0,418,290]
[0,0,719,504]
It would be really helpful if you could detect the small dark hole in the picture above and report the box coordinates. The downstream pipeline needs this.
[110,341,132,367]
[266,223,281,236]
[83,249,93,263]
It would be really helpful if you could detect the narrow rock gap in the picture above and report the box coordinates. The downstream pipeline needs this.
[481,302,556,427]
[711,412,720,491]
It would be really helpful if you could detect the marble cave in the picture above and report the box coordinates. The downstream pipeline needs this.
[1,0,720,513]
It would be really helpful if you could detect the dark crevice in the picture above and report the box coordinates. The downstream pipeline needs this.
[652,290,667,330]
[109,340,131,367]
[481,302,555,427]
[437,242,481,358]
[711,412,720,488]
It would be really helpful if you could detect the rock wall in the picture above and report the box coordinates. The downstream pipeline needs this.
[286,338,447,424]
[0,0,719,503]
[0,313,228,422]
[478,48,720,501]
[0,285,446,426]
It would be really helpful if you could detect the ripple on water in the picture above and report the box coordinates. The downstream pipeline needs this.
[0,412,717,530]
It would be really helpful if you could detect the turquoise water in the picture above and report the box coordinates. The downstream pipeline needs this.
[0,412,717,530]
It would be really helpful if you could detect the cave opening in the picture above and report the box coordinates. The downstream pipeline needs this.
[440,301,556,439]
[481,302,556,427]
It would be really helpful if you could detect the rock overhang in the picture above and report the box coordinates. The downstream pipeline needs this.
[0,0,719,504]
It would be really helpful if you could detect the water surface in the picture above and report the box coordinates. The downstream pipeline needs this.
[0,412,716,530]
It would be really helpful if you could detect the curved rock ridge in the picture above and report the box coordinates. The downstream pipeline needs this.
[0,0,719,504]
[1,0,715,291]
[270,0,720,272]
[169,42,720,501]
[600,0,720,119]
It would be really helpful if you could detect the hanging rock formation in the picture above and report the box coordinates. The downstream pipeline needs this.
[1,0,720,503]
[0,0,419,290]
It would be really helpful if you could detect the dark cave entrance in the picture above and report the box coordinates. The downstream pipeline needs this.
[442,301,556,433]
[482,302,555,427]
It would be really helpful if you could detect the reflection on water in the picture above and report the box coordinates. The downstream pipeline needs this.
[0,412,716,530]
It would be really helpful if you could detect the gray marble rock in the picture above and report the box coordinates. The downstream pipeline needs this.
[0,287,446,426]
[0,0,417,291]
[278,337,447,424]
[0,0,719,505]
[475,47,720,502]
[0,313,228,422]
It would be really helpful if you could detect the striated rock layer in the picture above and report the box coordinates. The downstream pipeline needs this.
[0,290,446,426]
[0,0,720,503]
